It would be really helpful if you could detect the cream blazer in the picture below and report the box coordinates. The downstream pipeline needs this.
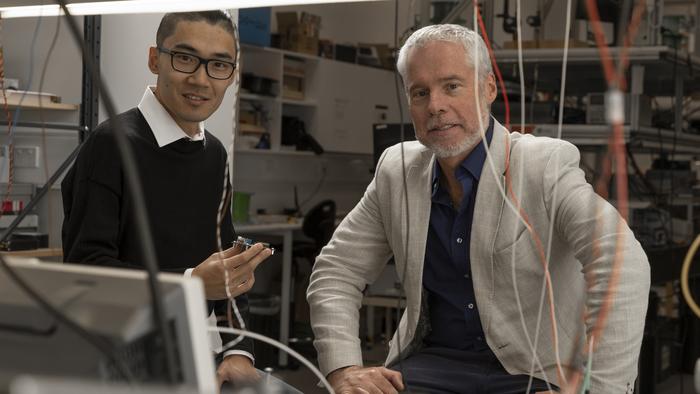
[307,119,650,393]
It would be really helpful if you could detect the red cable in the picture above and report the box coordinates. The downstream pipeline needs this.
[476,2,567,386]
[475,3,511,131]
[564,1,646,391]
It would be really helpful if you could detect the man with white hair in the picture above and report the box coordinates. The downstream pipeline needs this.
[307,24,649,393]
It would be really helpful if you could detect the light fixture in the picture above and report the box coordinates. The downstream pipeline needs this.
[0,0,385,19]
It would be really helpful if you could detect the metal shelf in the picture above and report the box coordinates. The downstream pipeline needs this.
[533,124,700,155]
[491,46,700,95]
[493,46,699,66]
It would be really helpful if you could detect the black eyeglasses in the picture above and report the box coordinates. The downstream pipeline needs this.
[157,46,235,80]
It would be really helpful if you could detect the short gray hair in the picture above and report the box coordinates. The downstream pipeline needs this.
[396,24,492,82]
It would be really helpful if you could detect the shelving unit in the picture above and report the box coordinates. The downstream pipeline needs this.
[0,94,82,246]
[238,43,406,155]
[493,45,700,249]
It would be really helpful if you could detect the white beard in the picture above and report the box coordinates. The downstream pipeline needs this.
[428,130,483,158]
[420,111,490,159]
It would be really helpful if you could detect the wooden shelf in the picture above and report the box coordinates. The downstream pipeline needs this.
[2,92,79,111]
[5,102,79,111]
[1,247,62,258]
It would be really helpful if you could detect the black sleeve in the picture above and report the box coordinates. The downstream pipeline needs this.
[62,128,131,268]
[212,295,254,357]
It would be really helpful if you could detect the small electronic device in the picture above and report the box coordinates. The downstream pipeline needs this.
[234,236,275,255]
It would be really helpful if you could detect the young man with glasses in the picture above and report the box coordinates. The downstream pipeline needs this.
[61,11,271,388]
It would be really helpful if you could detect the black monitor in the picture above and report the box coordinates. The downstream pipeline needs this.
[0,258,217,392]
[372,123,416,168]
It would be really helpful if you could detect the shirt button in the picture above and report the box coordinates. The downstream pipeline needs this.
[464,274,470,279]
[456,237,463,244]
[477,336,483,341]
[467,303,474,309]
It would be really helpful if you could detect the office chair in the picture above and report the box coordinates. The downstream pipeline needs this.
[288,200,336,365]
[294,199,336,261]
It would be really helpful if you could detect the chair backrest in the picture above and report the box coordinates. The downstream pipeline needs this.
[302,200,336,250]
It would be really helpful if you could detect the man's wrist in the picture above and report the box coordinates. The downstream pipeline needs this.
[327,365,359,381]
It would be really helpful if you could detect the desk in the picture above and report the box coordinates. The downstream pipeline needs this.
[362,295,406,346]
[0,248,63,258]
[235,222,301,367]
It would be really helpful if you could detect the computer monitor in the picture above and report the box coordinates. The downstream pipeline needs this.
[0,258,216,393]
[372,123,416,167]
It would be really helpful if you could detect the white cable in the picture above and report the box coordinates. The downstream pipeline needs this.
[509,0,561,390]
[211,326,334,394]
[470,5,556,384]
[215,18,246,351]
[526,0,575,390]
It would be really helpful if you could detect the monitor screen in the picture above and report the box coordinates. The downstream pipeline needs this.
[372,123,416,168]
[0,258,216,393]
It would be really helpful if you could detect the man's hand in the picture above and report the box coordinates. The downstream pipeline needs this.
[328,365,404,394]
[216,354,259,388]
[192,243,272,300]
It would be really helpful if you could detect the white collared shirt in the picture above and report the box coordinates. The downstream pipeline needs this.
[137,86,206,147]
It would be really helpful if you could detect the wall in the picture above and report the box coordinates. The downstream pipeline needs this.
[233,151,373,216]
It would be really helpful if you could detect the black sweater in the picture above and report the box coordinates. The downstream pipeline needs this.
[61,108,253,356]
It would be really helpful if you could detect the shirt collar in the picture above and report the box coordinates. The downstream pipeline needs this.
[431,116,494,196]
[137,86,205,148]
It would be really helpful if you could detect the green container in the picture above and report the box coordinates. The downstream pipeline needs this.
[232,191,252,223]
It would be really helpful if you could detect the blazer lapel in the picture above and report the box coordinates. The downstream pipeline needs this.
[400,148,434,309]
[470,119,510,332]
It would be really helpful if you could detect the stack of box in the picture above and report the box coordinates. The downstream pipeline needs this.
[277,11,320,55]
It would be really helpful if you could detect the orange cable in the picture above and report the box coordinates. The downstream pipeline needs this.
[475,3,511,131]
[562,0,644,391]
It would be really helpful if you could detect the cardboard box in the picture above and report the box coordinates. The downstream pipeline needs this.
[239,7,271,47]
[277,11,320,55]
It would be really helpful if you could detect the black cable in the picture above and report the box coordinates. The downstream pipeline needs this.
[669,45,678,235]
[0,256,135,382]
[54,2,178,383]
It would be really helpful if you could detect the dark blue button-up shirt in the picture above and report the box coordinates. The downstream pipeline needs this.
[423,118,494,351]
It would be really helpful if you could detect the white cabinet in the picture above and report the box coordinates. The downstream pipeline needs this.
[238,44,408,154]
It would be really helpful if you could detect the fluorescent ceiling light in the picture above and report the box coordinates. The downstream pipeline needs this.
[0,0,385,18]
